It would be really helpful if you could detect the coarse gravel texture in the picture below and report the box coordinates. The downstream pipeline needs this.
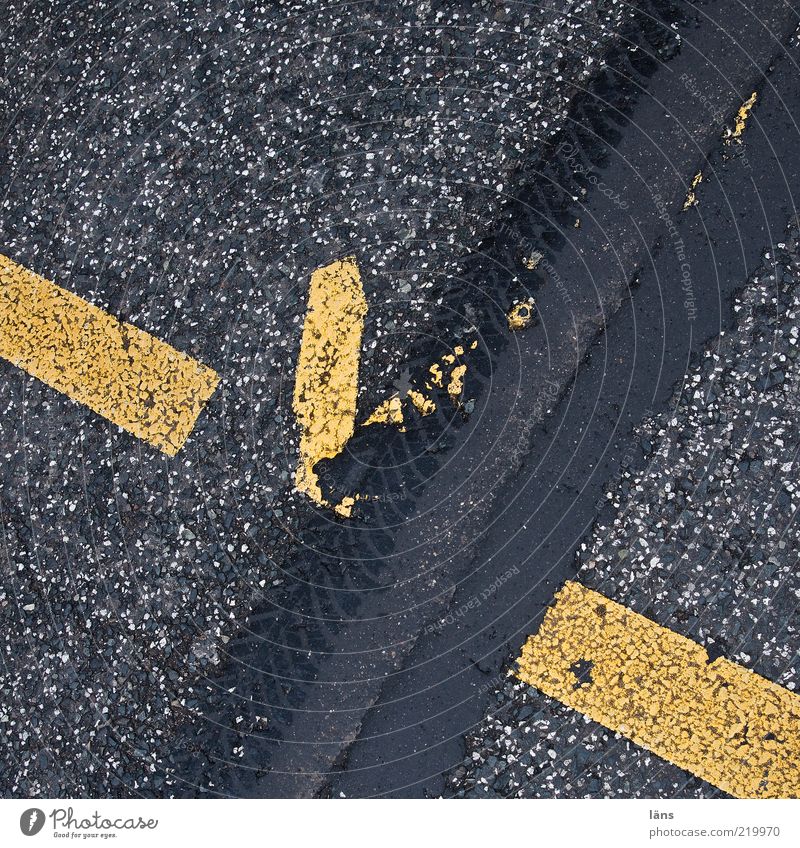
[0,0,656,796]
[449,220,800,798]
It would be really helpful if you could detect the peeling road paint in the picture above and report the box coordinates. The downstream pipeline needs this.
[517,581,800,799]
[363,394,405,429]
[292,256,367,512]
[507,299,536,330]
[682,171,703,211]
[724,91,758,143]
[407,389,435,416]
[0,253,219,455]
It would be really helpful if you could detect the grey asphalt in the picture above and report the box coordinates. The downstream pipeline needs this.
[451,221,800,797]
[324,0,800,798]
[0,0,638,796]
[2,0,799,801]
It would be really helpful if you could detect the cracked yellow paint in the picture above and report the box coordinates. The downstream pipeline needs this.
[725,91,757,143]
[517,581,800,798]
[507,298,535,330]
[447,364,467,403]
[0,253,219,455]
[407,389,435,416]
[363,394,404,428]
[682,171,703,211]
[293,257,367,511]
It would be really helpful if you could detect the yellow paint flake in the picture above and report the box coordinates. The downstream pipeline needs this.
[0,253,219,455]
[454,345,464,356]
[725,91,757,143]
[523,251,543,270]
[447,364,467,403]
[517,581,800,798]
[363,394,404,428]
[293,257,367,512]
[507,298,535,331]
[334,496,356,518]
[407,389,435,416]
[429,362,444,386]
[682,171,703,211]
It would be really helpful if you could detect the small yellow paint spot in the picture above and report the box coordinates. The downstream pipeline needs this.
[447,364,467,403]
[293,257,367,514]
[523,251,543,270]
[442,353,455,365]
[507,298,536,331]
[429,362,444,387]
[682,171,703,211]
[517,581,800,799]
[0,253,219,455]
[724,91,757,143]
[407,389,435,416]
[454,345,464,356]
[363,394,404,428]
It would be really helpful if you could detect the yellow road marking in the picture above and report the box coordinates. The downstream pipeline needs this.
[293,256,367,512]
[0,254,219,455]
[517,581,800,798]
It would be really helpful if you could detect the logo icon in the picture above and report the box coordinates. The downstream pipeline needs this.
[20,809,45,836]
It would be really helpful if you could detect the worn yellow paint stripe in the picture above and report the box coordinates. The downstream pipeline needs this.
[293,256,367,511]
[517,581,800,798]
[0,253,219,455]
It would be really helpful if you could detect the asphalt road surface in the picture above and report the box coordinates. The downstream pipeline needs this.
[2,0,800,799]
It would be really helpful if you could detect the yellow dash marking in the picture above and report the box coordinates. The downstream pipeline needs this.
[0,253,219,455]
[507,298,536,330]
[407,389,435,416]
[517,581,800,798]
[363,394,404,429]
[725,91,757,143]
[293,256,367,512]
[682,171,703,211]
[447,364,467,404]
